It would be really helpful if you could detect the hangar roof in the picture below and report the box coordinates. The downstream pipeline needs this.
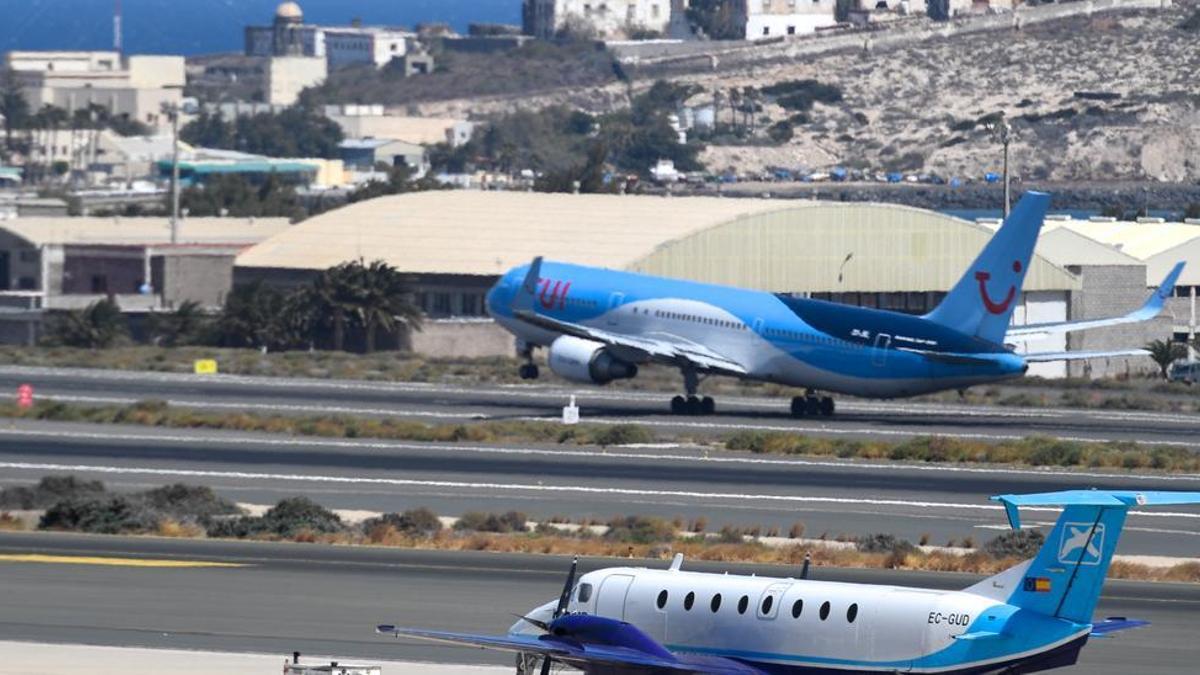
[236,191,1081,293]
[1035,227,1142,268]
[1045,221,1200,261]
[1,217,291,248]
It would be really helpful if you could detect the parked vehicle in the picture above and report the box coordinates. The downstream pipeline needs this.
[1169,361,1200,384]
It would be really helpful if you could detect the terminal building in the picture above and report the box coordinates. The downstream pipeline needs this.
[234,191,1185,378]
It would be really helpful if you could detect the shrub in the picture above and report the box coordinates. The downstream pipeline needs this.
[591,424,653,447]
[0,475,106,510]
[603,515,677,544]
[362,507,442,537]
[208,496,343,539]
[856,533,916,555]
[454,510,528,533]
[39,496,159,534]
[984,529,1045,559]
[766,121,794,143]
[139,484,241,521]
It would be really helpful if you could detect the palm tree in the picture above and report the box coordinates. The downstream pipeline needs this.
[148,300,211,347]
[0,68,29,159]
[216,281,288,350]
[1145,339,1186,379]
[44,299,128,349]
[354,260,422,353]
[311,262,361,352]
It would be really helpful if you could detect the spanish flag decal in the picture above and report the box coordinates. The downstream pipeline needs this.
[1024,577,1052,593]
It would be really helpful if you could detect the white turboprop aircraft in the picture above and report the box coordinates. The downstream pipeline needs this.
[378,490,1199,674]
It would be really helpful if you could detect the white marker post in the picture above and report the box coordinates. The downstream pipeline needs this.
[562,395,580,425]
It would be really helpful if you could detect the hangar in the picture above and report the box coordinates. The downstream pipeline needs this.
[234,191,1172,377]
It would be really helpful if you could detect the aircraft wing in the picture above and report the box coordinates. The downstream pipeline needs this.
[1021,348,1148,363]
[377,625,762,674]
[1007,262,1184,340]
[512,257,747,376]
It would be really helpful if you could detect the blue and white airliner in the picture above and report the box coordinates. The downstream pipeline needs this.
[379,489,1199,674]
[485,192,1183,416]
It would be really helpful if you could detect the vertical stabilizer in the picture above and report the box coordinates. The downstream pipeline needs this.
[924,192,1051,344]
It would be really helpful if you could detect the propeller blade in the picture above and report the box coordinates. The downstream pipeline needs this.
[539,655,553,675]
[553,556,578,619]
[511,614,549,632]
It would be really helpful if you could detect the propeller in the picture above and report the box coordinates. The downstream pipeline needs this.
[537,556,579,675]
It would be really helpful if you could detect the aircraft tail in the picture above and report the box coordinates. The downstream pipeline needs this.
[924,192,1051,345]
[965,490,1200,625]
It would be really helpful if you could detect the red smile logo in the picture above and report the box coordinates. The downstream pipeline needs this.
[975,260,1022,315]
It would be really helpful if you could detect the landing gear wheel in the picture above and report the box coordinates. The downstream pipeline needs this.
[790,396,806,418]
[701,396,716,415]
[518,363,539,380]
[670,395,687,415]
[805,396,821,416]
[819,396,835,417]
[686,395,703,415]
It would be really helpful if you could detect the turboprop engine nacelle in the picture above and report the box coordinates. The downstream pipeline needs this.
[548,335,638,385]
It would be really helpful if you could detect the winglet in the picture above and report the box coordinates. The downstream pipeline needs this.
[1150,261,1185,306]
[512,256,544,313]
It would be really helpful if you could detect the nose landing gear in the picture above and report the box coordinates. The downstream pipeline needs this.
[517,341,539,380]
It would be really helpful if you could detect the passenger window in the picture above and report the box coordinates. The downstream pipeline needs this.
[684,591,695,610]
[760,595,773,615]
[711,594,722,612]
[737,595,749,614]
[577,583,592,603]
[657,590,669,609]
[847,603,858,623]
[791,599,803,618]
[819,601,831,621]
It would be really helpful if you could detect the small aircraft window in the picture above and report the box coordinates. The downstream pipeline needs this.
[761,595,774,615]
[684,591,695,611]
[737,595,749,615]
[577,583,593,603]
[847,603,858,623]
[819,601,831,621]
[657,590,669,609]
[710,594,722,612]
[791,599,803,618]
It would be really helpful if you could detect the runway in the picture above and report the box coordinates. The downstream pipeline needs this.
[0,532,1196,673]
[1,365,1199,447]
[2,420,1199,556]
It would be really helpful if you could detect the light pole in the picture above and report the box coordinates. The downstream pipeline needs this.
[988,116,1014,218]
[161,102,181,244]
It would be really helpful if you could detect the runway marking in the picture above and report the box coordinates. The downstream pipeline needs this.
[2,460,1198,522]
[45,394,490,421]
[2,426,1199,484]
[0,553,247,568]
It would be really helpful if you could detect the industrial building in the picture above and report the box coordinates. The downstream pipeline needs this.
[0,216,289,345]
[245,2,417,70]
[234,191,1179,376]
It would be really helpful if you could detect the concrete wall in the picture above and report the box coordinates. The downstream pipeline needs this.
[1066,264,1161,378]
[156,254,236,309]
[266,56,327,106]
[409,319,515,358]
[1010,290,1068,378]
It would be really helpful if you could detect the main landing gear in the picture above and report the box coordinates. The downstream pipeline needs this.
[669,367,716,416]
[791,391,835,417]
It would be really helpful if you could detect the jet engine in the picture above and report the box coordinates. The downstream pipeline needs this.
[547,336,638,385]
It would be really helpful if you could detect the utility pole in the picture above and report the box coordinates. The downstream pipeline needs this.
[162,102,180,244]
[990,116,1014,218]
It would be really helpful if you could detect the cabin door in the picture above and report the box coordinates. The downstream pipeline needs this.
[607,292,625,326]
[872,333,892,367]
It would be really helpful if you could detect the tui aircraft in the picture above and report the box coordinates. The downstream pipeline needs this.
[485,192,1184,416]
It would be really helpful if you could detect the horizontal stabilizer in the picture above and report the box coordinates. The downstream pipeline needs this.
[991,490,1200,529]
[953,630,1003,641]
[1021,348,1148,363]
[1008,261,1185,339]
[1090,617,1150,637]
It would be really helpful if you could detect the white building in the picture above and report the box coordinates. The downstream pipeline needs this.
[522,0,679,39]
[742,0,839,37]
[245,2,416,69]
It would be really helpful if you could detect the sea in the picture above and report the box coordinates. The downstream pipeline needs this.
[0,0,522,55]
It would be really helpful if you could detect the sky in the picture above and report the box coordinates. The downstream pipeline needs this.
[0,0,522,55]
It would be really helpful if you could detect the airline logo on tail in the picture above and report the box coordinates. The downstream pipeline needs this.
[974,260,1023,315]
[1058,523,1105,566]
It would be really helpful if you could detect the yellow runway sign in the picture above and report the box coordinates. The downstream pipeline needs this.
[0,554,248,568]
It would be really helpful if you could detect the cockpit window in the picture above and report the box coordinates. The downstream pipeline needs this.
[577,583,593,603]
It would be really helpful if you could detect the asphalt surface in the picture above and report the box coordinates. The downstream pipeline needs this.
[1,420,1199,556]
[0,532,1195,673]
[1,365,1199,448]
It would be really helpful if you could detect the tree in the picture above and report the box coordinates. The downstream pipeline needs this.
[354,260,422,353]
[214,281,299,351]
[147,301,211,347]
[1145,339,1186,379]
[181,106,343,159]
[1,68,30,158]
[43,299,129,349]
